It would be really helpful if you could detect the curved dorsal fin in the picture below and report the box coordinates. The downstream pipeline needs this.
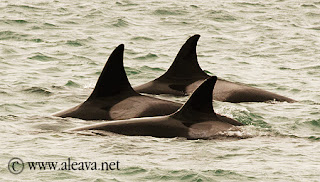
[158,34,209,80]
[171,76,217,122]
[88,44,137,99]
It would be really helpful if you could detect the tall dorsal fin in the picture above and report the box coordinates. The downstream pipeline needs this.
[171,76,217,122]
[158,34,209,80]
[88,44,137,99]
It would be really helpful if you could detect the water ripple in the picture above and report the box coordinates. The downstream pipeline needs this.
[23,87,53,96]
[28,53,58,61]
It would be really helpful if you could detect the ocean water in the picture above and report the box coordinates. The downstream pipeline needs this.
[1,0,319,181]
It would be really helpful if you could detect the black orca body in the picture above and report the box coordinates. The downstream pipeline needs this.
[134,35,295,103]
[54,45,181,120]
[71,76,244,139]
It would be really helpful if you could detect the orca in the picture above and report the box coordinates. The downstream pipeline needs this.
[54,44,181,120]
[70,76,244,139]
[134,34,295,103]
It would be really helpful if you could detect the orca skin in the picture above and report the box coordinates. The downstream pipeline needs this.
[70,76,244,139]
[54,44,181,120]
[134,35,295,103]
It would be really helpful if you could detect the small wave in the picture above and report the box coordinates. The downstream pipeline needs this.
[71,55,95,64]
[28,53,57,61]
[59,20,78,25]
[117,167,252,181]
[288,48,305,53]
[125,67,142,76]
[140,65,165,72]
[278,134,320,141]
[0,90,11,96]
[66,40,83,47]
[2,47,17,54]
[279,67,292,70]
[7,4,42,10]
[23,87,53,96]
[6,19,29,25]
[115,1,138,6]
[301,65,320,70]
[0,31,43,43]
[57,7,68,12]
[133,53,158,60]
[131,36,154,41]
[30,26,41,30]
[190,5,198,8]
[0,31,28,41]
[29,23,57,30]
[112,18,129,27]
[206,10,238,22]
[43,22,58,28]
[0,114,19,121]
[301,4,318,8]
[83,9,104,18]
[0,104,26,113]
[250,53,278,58]
[120,166,147,175]
[308,136,320,141]
[233,2,266,7]
[234,111,271,129]
[41,66,62,73]
[129,66,165,80]
[289,88,301,93]
[308,26,320,30]
[304,119,320,128]
[65,37,95,47]
[65,80,81,88]
[153,9,186,16]
[30,38,44,43]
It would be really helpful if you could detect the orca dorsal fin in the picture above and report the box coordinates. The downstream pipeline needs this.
[88,44,137,99]
[158,34,209,80]
[171,76,217,122]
